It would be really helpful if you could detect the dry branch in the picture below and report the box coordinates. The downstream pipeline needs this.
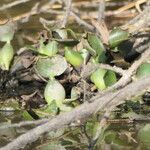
[0,0,31,11]
[0,118,50,130]
[62,0,72,28]
[123,4,150,33]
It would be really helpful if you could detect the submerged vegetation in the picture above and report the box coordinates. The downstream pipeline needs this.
[0,0,150,150]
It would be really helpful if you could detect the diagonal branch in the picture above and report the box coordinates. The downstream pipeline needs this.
[0,0,31,11]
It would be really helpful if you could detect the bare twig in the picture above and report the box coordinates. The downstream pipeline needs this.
[40,8,95,31]
[122,4,150,33]
[72,1,128,8]
[21,2,39,23]
[132,32,150,53]
[62,0,72,28]
[0,0,60,24]
[107,118,150,124]
[0,0,31,11]
[0,118,50,130]
[82,63,125,78]
[114,0,147,14]
[71,11,95,31]
[100,64,125,75]
[91,19,109,44]
[97,0,105,22]
[39,17,61,31]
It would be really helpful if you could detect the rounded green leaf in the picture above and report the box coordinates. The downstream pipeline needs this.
[90,68,107,90]
[38,40,58,57]
[0,42,14,70]
[36,55,67,78]
[136,63,150,79]
[109,28,129,48]
[104,70,117,87]
[44,79,66,106]
[65,48,83,67]
[87,33,105,56]
[45,41,58,56]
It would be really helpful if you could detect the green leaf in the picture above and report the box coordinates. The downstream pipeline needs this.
[65,47,83,67]
[85,121,96,138]
[52,29,79,46]
[138,124,150,148]
[0,22,16,42]
[104,70,117,87]
[82,39,97,57]
[33,102,58,117]
[35,55,67,78]
[90,68,107,90]
[38,40,58,57]
[43,101,59,114]
[22,111,34,120]
[0,42,14,70]
[136,63,150,79]
[87,33,105,56]
[109,28,129,48]
[95,51,107,63]
[44,79,66,106]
